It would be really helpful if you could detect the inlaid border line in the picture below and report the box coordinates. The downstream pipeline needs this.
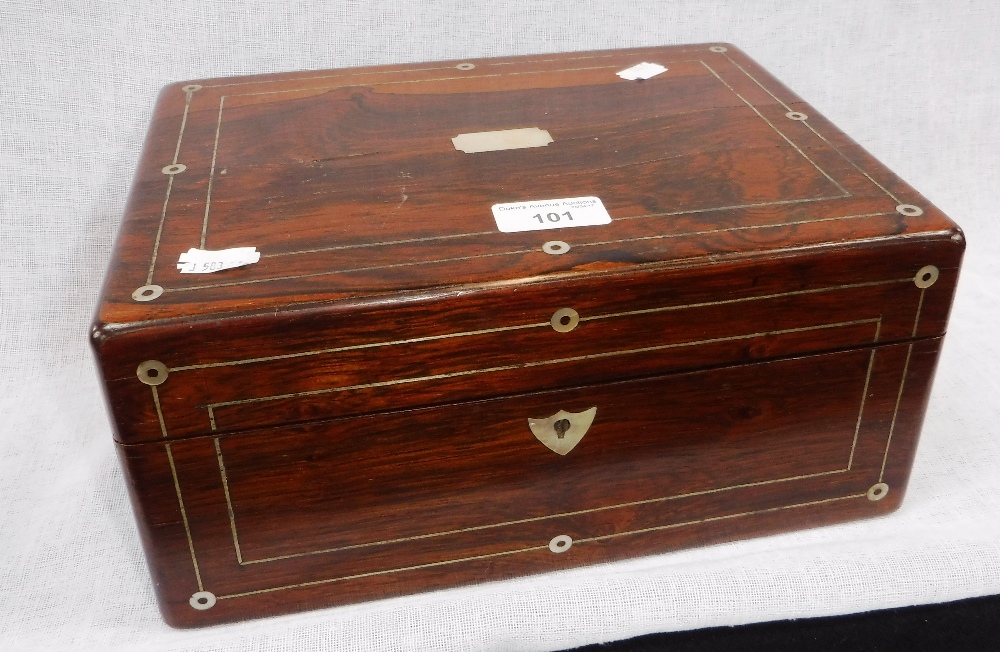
[801,122,901,204]
[197,49,711,89]
[720,51,902,204]
[217,319,881,565]
[207,318,881,411]
[173,88,195,163]
[161,211,895,294]
[164,442,204,592]
[485,49,725,67]
[146,88,194,285]
[172,278,908,373]
[911,288,926,338]
[227,64,626,99]
[214,493,865,600]
[879,287,926,481]
[188,61,637,256]
[699,60,850,197]
[151,386,205,591]
[202,65,466,89]
[186,56,849,279]
[151,385,169,438]
[262,196,855,260]
[880,343,913,483]
[231,468,851,566]
[200,96,225,249]
[145,51,888,296]
[848,348,878,471]
[576,493,868,545]
[213,438,244,565]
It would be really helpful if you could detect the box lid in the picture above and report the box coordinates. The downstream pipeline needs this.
[93,44,964,444]
[96,43,959,326]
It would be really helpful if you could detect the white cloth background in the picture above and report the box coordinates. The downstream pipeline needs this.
[2,1,998,650]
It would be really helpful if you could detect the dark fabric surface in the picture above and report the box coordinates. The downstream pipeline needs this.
[570,594,1000,651]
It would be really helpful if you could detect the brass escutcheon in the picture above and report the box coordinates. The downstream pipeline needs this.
[528,407,597,456]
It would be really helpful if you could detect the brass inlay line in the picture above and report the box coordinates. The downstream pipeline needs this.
[173,88,194,163]
[214,493,866,600]
[201,50,700,91]
[200,96,225,249]
[151,385,169,439]
[801,121,901,204]
[578,283,903,328]
[147,176,174,286]
[170,277,906,373]
[848,348,878,471]
[880,342,914,483]
[613,196,857,223]
[146,88,194,285]
[575,493,866,546]
[164,442,203,592]
[201,65,463,89]
[207,318,880,411]
[229,65,625,98]
[218,543,551,600]
[188,60,665,254]
[879,287,927,482]
[266,230,497,259]
[720,51,902,204]
[164,246,538,293]
[488,53,620,66]
[579,210,889,249]
[161,212,892,294]
[699,60,851,198]
[142,53,901,301]
[911,288,926,338]
[149,57,872,296]
[213,438,244,565]
[234,468,849,565]
[173,321,549,372]
[266,119,842,260]
[221,316,883,566]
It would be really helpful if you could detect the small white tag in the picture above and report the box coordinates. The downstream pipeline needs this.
[491,197,612,233]
[177,247,260,274]
[616,62,667,81]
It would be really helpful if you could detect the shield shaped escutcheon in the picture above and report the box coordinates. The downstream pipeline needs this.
[527,407,597,455]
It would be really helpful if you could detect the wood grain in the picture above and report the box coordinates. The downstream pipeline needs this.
[93,44,964,627]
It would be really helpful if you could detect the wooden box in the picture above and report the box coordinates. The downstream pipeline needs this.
[91,44,964,627]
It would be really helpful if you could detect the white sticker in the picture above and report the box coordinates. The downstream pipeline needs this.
[491,197,612,233]
[616,62,667,81]
[177,247,260,274]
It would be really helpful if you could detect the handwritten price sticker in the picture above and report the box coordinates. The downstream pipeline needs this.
[177,247,260,274]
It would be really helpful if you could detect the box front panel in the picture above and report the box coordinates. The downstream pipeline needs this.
[101,241,960,445]
[120,338,942,626]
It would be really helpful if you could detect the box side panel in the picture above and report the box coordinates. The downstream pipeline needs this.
[118,338,942,627]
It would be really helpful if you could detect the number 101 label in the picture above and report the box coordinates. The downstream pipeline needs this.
[491,196,612,233]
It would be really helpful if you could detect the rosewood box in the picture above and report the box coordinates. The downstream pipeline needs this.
[91,44,964,627]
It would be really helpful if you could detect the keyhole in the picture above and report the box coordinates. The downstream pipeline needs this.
[554,418,571,439]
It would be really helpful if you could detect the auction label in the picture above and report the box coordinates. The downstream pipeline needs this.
[491,196,612,233]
